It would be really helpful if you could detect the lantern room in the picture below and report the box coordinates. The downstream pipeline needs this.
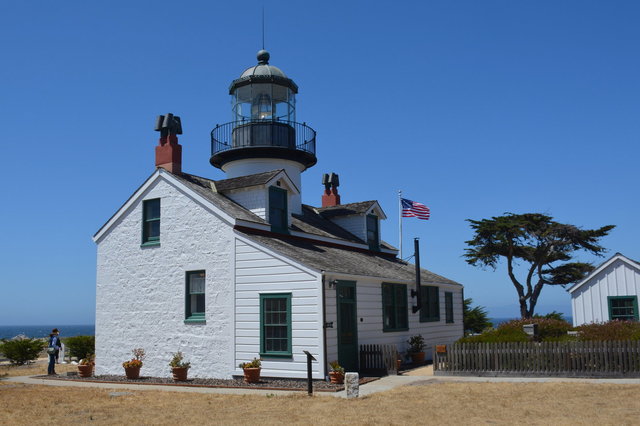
[210,50,317,179]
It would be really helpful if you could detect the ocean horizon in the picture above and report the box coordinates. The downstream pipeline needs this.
[0,324,95,340]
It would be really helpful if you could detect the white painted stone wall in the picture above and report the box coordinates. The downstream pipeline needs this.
[324,277,463,368]
[95,177,236,378]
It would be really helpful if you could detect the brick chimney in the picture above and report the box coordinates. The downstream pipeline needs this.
[321,173,341,207]
[154,113,182,174]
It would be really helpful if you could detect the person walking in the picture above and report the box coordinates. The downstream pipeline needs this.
[47,328,61,375]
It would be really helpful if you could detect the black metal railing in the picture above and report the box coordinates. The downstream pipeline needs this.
[211,120,316,157]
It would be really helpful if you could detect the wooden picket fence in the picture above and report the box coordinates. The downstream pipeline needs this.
[433,341,640,377]
[359,344,398,376]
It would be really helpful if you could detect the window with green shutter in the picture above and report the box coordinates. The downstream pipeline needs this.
[142,198,160,245]
[382,283,408,332]
[260,293,292,357]
[269,186,288,233]
[366,214,379,251]
[445,292,454,323]
[185,271,205,322]
[608,296,639,321]
[420,286,440,322]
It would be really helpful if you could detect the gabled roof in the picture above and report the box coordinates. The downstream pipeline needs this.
[318,201,380,218]
[213,169,293,193]
[568,252,640,294]
[238,229,461,286]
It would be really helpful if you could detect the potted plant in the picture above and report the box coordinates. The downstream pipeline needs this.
[78,354,95,377]
[407,334,426,364]
[328,360,345,384]
[239,357,261,383]
[169,351,191,381]
[122,348,145,379]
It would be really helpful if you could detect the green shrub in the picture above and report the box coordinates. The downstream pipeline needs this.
[65,335,95,360]
[456,317,573,343]
[0,338,44,365]
[576,321,640,341]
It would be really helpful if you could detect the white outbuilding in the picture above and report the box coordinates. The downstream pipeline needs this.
[568,253,640,326]
[93,51,463,380]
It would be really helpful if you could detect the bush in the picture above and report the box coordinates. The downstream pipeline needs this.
[0,338,44,365]
[457,317,573,343]
[65,335,95,360]
[576,321,640,341]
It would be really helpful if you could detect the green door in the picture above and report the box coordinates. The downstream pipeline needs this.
[336,280,358,372]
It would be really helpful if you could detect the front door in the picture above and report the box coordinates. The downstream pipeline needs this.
[336,280,358,372]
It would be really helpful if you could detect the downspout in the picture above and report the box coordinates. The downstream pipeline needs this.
[321,271,328,380]
[411,238,422,313]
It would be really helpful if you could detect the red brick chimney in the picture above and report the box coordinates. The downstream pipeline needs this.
[321,173,341,207]
[154,113,182,174]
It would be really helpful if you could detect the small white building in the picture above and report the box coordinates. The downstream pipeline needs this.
[569,253,640,326]
[93,50,463,380]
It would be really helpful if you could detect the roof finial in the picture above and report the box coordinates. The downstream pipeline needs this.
[257,49,270,64]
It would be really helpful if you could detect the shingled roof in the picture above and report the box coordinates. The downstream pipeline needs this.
[212,170,283,192]
[239,230,461,286]
[317,201,378,218]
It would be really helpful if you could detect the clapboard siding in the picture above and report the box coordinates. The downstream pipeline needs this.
[324,276,463,365]
[571,256,640,326]
[330,216,366,241]
[235,238,323,379]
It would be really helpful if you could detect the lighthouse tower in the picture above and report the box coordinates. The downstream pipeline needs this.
[210,50,317,211]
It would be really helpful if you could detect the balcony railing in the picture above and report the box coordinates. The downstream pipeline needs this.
[211,120,316,157]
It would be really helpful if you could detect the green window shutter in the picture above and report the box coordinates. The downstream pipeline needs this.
[382,283,408,332]
[260,293,292,357]
[185,271,206,322]
[608,296,639,321]
[445,292,454,323]
[142,198,161,245]
[366,214,379,251]
[420,286,440,322]
[268,187,288,233]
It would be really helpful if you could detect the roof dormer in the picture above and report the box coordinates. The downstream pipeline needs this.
[318,201,387,249]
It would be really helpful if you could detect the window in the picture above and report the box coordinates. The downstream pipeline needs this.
[445,292,454,323]
[260,293,292,357]
[608,296,639,321]
[142,198,160,245]
[269,186,288,233]
[185,271,205,322]
[382,283,408,332]
[366,214,379,251]
[420,286,440,322]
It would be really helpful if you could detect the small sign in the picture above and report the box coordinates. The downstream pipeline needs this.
[436,345,447,354]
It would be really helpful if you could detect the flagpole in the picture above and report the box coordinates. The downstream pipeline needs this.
[398,190,402,259]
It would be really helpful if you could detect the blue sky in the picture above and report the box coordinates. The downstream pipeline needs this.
[1,1,638,325]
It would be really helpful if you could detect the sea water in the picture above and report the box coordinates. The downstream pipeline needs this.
[0,325,95,340]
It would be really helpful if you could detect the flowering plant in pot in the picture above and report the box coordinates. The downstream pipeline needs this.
[328,360,345,384]
[78,354,95,377]
[122,348,145,379]
[239,357,261,383]
[169,351,191,381]
[407,334,426,364]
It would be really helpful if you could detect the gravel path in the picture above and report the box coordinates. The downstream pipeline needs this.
[37,374,378,392]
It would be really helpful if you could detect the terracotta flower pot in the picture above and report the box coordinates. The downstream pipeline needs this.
[124,366,141,379]
[410,352,425,365]
[329,371,344,384]
[243,367,261,383]
[396,359,402,371]
[172,367,189,381]
[78,364,93,378]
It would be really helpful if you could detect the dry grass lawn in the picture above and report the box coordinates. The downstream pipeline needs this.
[0,378,639,425]
[0,361,77,379]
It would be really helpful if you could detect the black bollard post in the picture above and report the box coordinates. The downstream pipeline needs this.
[303,350,317,396]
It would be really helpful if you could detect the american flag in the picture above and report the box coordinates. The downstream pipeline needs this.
[401,198,430,220]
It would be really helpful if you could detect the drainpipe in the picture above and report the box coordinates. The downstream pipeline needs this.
[411,238,422,313]
[321,271,328,380]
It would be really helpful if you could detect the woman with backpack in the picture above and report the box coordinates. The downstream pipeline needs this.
[47,328,61,375]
